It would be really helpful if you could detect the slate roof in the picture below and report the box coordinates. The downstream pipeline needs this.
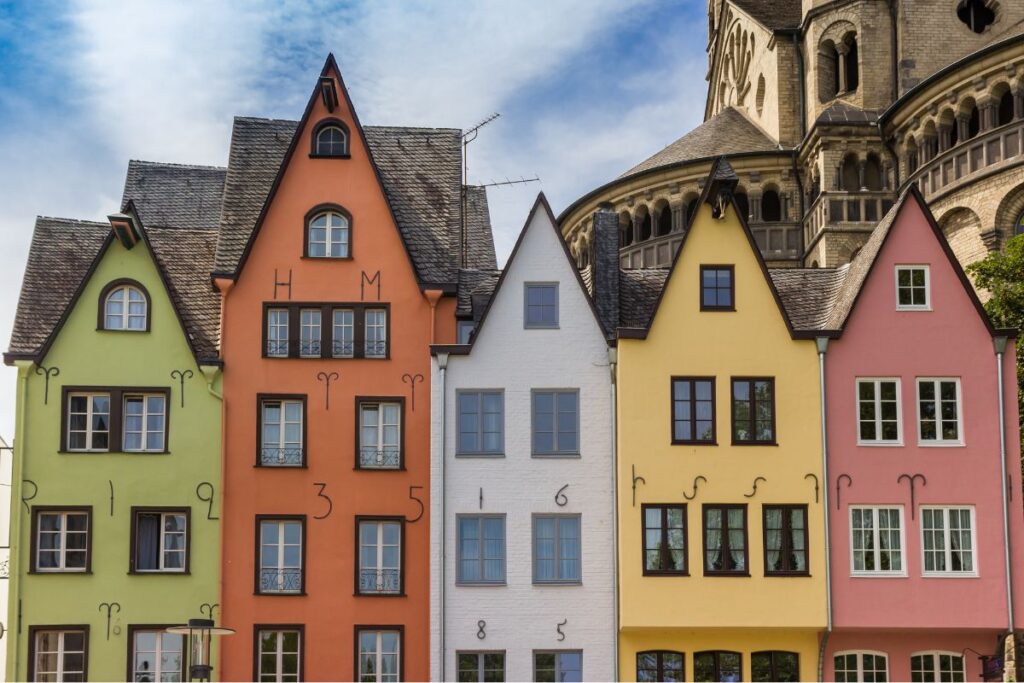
[456,269,501,320]
[815,102,880,126]
[621,107,782,179]
[730,0,802,30]
[464,185,498,270]
[619,269,669,329]
[122,160,226,229]
[769,266,849,331]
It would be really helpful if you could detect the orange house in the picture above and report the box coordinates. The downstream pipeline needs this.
[212,55,495,681]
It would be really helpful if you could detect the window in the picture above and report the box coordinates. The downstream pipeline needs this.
[957,0,996,33]
[457,652,505,682]
[834,651,888,682]
[131,628,184,682]
[642,504,687,575]
[67,393,110,451]
[357,400,402,469]
[637,651,684,682]
[752,651,799,682]
[672,377,715,444]
[357,629,401,683]
[30,628,87,682]
[533,515,581,583]
[857,379,901,444]
[257,518,304,594]
[123,394,166,452]
[524,283,559,328]
[33,508,90,572]
[457,320,475,345]
[259,397,305,467]
[365,308,388,358]
[131,509,188,573]
[532,390,579,455]
[299,309,321,357]
[850,506,904,575]
[917,379,962,445]
[700,266,734,311]
[102,282,148,331]
[313,122,349,156]
[457,515,506,584]
[267,308,289,357]
[333,309,354,357]
[896,266,930,310]
[306,210,350,258]
[731,378,775,444]
[763,505,808,576]
[255,628,302,683]
[911,652,965,682]
[457,391,504,456]
[694,651,741,682]
[703,504,747,575]
[358,518,402,595]
[534,652,582,683]
[921,507,976,575]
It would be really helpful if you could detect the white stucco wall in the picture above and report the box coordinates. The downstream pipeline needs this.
[430,203,616,681]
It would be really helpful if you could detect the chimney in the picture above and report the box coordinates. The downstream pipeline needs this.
[592,202,620,339]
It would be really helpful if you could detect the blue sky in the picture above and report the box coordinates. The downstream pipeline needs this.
[0,0,711,436]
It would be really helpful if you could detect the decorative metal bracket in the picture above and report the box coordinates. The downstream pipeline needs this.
[273,268,292,300]
[35,365,59,405]
[835,474,853,510]
[108,480,114,516]
[804,473,820,504]
[316,371,339,410]
[200,603,219,620]
[479,487,483,510]
[682,475,707,501]
[402,373,424,411]
[556,619,567,642]
[196,482,218,520]
[170,369,193,408]
[407,486,425,523]
[21,479,37,513]
[898,473,927,518]
[743,476,767,499]
[555,485,569,507]
[361,271,381,301]
[98,602,121,640]
[631,465,646,507]
[313,483,333,520]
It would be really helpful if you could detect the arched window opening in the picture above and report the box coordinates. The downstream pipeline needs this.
[306,209,351,258]
[311,119,350,157]
[1016,209,1024,237]
[864,155,883,191]
[999,90,1015,127]
[620,213,633,248]
[844,36,859,93]
[819,40,839,102]
[734,192,750,221]
[957,0,996,33]
[967,103,981,139]
[656,205,673,237]
[841,155,860,191]
[685,197,700,227]
[639,211,652,242]
[762,190,782,222]
[905,138,919,175]
[102,282,149,331]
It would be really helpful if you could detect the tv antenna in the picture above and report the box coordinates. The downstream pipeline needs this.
[461,113,500,266]
[481,176,541,189]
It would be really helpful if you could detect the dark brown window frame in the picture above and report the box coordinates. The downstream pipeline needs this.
[261,302,390,360]
[309,117,351,158]
[126,623,190,682]
[128,507,192,575]
[301,203,354,259]
[60,386,171,454]
[694,650,742,682]
[354,396,406,471]
[637,650,685,682]
[762,504,810,577]
[751,650,800,682]
[641,503,688,576]
[252,624,305,683]
[701,504,749,577]
[253,515,308,596]
[255,394,308,468]
[353,515,407,597]
[699,265,736,312]
[730,377,777,446]
[97,278,152,332]
[353,625,405,682]
[30,506,93,574]
[671,377,717,445]
[28,624,90,682]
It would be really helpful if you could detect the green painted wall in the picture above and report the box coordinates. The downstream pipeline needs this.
[6,237,222,681]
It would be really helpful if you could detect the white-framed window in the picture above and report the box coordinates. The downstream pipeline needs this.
[895,265,930,310]
[921,506,976,576]
[256,629,301,683]
[35,509,90,572]
[850,506,905,575]
[299,309,321,357]
[267,308,289,357]
[260,399,304,466]
[917,378,963,445]
[910,651,966,682]
[365,309,387,358]
[357,629,401,683]
[131,629,184,682]
[307,211,350,258]
[104,284,147,330]
[123,394,166,452]
[332,309,354,357]
[359,401,401,469]
[32,628,87,682]
[132,510,187,572]
[258,519,303,594]
[834,651,889,682]
[67,393,111,452]
[856,379,901,445]
[358,519,402,594]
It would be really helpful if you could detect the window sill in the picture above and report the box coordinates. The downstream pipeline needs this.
[531,453,581,459]
[671,440,717,446]
[896,306,932,312]
[699,306,736,312]
[95,328,150,333]
[354,592,406,598]
[922,572,978,579]
[524,325,560,330]
[455,581,507,587]
[730,441,778,447]
[455,453,506,459]
[918,441,965,448]
[299,255,354,261]
[262,355,391,361]
[353,466,407,472]
[764,572,811,578]
[129,570,191,576]
[308,153,351,159]
[60,450,170,455]
[702,571,751,577]
[856,441,904,447]
[850,572,907,578]
[532,580,582,586]
[254,591,307,597]
[255,463,308,469]
[29,569,91,575]
[642,571,689,577]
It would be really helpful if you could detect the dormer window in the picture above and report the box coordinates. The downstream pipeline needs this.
[100,280,149,331]
[311,119,350,157]
[305,207,351,258]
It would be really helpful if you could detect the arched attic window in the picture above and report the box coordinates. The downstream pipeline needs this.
[311,119,350,157]
[100,280,150,331]
[305,205,352,258]
[761,189,782,222]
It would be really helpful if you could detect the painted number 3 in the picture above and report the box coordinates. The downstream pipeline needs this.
[477,620,486,640]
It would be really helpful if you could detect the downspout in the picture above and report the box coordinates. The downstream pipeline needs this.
[609,347,619,679]
[794,33,807,142]
[8,360,32,681]
[436,351,450,681]
[995,336,1015,633]
[425,290,443,344]
[815,338,833,682]
[211,277,233,678]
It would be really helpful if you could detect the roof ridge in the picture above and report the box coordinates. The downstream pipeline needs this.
[35,216,108,227]
[128,159,227,172]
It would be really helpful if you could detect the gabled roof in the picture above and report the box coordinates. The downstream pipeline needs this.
[769,265,848,330]
[730,0,801,31]
[456,268,501,320]
[121,160,226,229]
[619,269,669,329]
[464,185,498,270]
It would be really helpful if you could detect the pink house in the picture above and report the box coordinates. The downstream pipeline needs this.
[821,188,1024,682]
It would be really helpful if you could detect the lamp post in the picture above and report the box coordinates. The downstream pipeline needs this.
[166,618,235,682]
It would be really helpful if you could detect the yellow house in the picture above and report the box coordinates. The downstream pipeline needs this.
[616,160,827,682]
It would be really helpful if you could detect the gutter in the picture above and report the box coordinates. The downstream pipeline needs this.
[436,351,450,681]
[995,336,1015,633]
[815,338,834,681]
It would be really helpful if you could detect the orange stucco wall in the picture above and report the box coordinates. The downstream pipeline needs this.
[218,65,454,681]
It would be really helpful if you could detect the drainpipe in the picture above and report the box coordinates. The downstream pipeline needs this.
[995,336,1015,633]
[436,351,450,681]
[212,277,233,678]
[794,33,807,141]
[8,360,32,681]
[608,347,619,679]
[424,290,443,344]
[815,338,833,682]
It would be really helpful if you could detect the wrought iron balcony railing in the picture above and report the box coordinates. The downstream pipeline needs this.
[332,339,354,358]
[260,447,303,466]
[266,339,289,357]
[259,568,302,593]
[299,339,321,357]
[358,568,401,594]
[365,340,387,358]
[359,448,400,469]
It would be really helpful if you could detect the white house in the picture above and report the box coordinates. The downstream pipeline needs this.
[430,195,617,682]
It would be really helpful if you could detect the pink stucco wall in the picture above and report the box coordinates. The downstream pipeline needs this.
[824,196,1024,638]
[825,631,1001,681]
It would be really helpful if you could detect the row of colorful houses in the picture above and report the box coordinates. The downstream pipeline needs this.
[4,56,1023,682]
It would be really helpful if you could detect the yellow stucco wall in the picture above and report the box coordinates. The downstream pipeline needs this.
[616,199,827,677]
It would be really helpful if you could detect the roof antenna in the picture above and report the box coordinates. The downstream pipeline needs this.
[480,176,541,189]
[462,113,500,267]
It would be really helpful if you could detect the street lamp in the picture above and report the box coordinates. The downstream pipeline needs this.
[167,618,235,682]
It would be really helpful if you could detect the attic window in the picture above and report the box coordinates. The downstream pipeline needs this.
[311,119,350,157]
[100,280,150,331]
[957,0,996,33]
[305,206,351,258]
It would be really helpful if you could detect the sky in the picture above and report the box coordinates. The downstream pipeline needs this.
[0,0,711,438]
